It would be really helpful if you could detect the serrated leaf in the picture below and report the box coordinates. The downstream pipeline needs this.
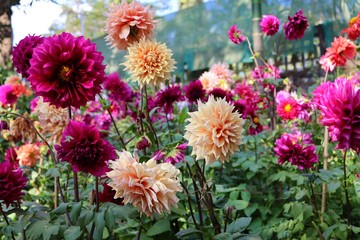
[327,181,341,193]
[43,225,60,240]
[214,232,232,240]
[78,209,94,227]
[70,202,82,223]
[146,219,171,236]
[26,220,49,239]
[64,226,82,240]
[227,200,249,210]
[45,168,60,178]
[52,202,70,214]
[226,217,252,234]
[175,228,202,239]
[295,189,306,200]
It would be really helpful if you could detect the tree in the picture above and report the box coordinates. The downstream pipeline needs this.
[0,0,20,68]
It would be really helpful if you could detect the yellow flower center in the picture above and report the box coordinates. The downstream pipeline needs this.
[59,65,72,82]
[253,117,259,124]
[349,16,358,27]
[284,104,292,112]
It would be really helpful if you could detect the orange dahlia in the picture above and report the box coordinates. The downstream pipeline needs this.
[16,143,41,167]
[341,12,360,41]
[184,95,244,164]
[105,0,157,50]
[122,39,176,87]
[324,36,356,68]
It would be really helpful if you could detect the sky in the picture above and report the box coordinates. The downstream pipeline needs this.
[12,0,179,46]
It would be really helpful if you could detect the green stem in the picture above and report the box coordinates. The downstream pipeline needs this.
[342,150,351,225]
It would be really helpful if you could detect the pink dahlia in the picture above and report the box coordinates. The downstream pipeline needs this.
[228,25,246,44]
[276,96,301,121]
[155,85,185,114]
[153,143,187,165]
[0,84,18,107]
[319,54,336,72]
[184,80,206,104]
[283,9,309,40]
[12,34,44,78]
[260,15,280,36]
[313,77,360,153]
[274,131,318,170]
[210,62,234,84]
[55,120,116,177]
[322,36,356,68]
[27,32,105,108]
[0,161,27,206]
[105,0,157,50]
[104,72,133,102]
[136,136,151,150]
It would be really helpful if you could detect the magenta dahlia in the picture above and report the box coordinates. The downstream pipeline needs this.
[184,80,206,104]
[27,32,105,108]
[55,120,116,177]
[283,9,309,40]
[0,84,18,107]
[103,72,133,102]
[260,15,280,36]
[274,132,318,170]
[12,34,44,78]
[228,25,246,44]
[5,147,19,168]
[0,161,27,206]
[155,85,185,114]
[313,77,360,153]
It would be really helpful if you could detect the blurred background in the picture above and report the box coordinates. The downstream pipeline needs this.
[2,0,360,89]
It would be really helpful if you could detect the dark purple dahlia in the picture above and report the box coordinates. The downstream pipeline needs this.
[103,72,133,102]
[155,84,185,114]
[184,80,206,103]
[274,132,318,170]
[283,9,309,40]
[55,120,116,177]
[5,147,19,168]
[27,32,105,108]
[12,34,44,78]
[0,161,27,206]
[208,88,233,102]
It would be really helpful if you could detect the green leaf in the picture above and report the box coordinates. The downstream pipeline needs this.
[26,220,49,240]
[78,209,94,227]
[146,219,171,236]
[295,189,306,200]
[227,200,249,210]
[105,208,115,231]
[214,232,232,240]
[70,202,82,223]
[241,191,251,202]
[226,217,252,234]
[45,167,60,178]
[175,228,202,239]
[323,224,337,239]
[64,226,82,240]
[354,182,360,198]
[43,225,60,240]
[93,210,105,240]
[52,202,70,214]
[327,181,341,193]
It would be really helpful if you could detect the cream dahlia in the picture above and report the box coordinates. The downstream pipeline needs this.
[122,39,176,87]
[32,97,69,145]
[184,95,244,164]
[107,151,182,217]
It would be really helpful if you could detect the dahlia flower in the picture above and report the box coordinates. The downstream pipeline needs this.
[319,54,336,72]
[9,114,37,143]
[0,84,18,107]
[16,143,41,167]
[322,36,356,68]
[210,62,234,85]
[274,131,318,170]
[105,0,157,50]
[33,97,69,145]
[55,120,116,177]
[0,161,27,206]
[122,39,176,87]
[228,25,246,44]
[5,75,29,97]
[184,96,244,164]
[103,72,133,102]
[97,182,123,205]
[184,80,206,104]
[136,136,151,150]
[248,115,264,136]
[27,32,105,108]
[0,120,9,130]
[208,88,232,101]
[283,9,309,40]
[252,65,280,80]
[153,143,187,165]
[5,147,19,167]
[107,151,182,217]
[199,71,220,92]
[276,96,301,121]
[342,13,360,41]
[12,34,44,78]
[155,85,185,114]
[260,15,280,36]
[313,77,360,153]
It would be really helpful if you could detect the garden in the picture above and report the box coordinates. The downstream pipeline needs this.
[0,0,360,239]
